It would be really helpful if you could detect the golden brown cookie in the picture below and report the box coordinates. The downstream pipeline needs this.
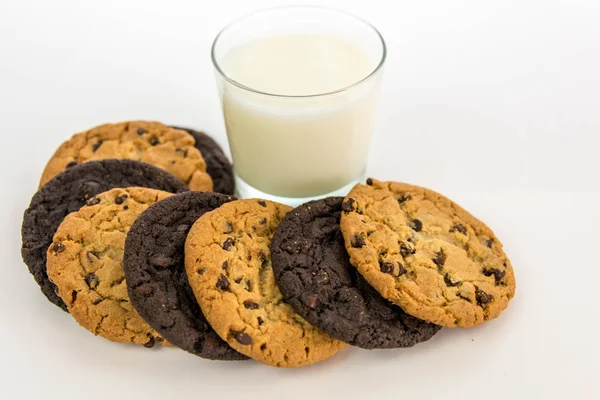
[340,179,516,328]
[185,199,346,368]
[39,121,213,191]
[47,187,173,345]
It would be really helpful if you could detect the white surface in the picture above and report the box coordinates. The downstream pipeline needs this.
[0,0,598,399]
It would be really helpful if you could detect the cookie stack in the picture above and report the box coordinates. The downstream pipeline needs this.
[21,121,516,369]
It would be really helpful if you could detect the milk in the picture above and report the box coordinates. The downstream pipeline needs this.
[219,34,382,198]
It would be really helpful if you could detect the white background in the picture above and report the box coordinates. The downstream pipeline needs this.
[1,0,598,399]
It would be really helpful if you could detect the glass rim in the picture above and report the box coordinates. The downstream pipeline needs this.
[210,5,387,98]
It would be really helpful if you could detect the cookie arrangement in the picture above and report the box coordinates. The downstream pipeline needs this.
[21,120,516,368]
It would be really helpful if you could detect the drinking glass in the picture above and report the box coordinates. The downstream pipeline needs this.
[212,6,386,206]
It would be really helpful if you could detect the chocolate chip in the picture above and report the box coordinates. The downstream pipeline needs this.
[257,250,267,263]
[398,194,412,204]
[216,274,229,290]
[486,238,494,248]
[197,268,206,275]
[397,262,407,276]
[259,217,267,225]
[135,284,153,296]
[247,233,252,239]
[223,221,233,233]
[400,242,415,257]
[143,336,155,348]
[314,270,329,284]
[176,224,189,232]
[410,219,423,232]
[444,273,460,287]
[150,255,171,267]
[123,205,128,210]
[366,178,373,185]
[305,295,320,309]
[380,262,394,274]
[432,251,445,269]
[52,242,66,253]
[257,317,264,326]
[245,280,253,291]
[222,261,228,270]
[222,237,235,250]
[175,148,188,157]
[86,252,98,263]
[475,288,493,306]
[86,197,100,206]
[234,277,242,284]
[341,198,356,212]
[149,137,160,146]
[244,301,259,309]
[66,160,78,168]
[115,195,125,205]
[483,267,505,284]
[350,234,366,248]
[71,290,78,303]
[92,141,103,152]
[257,200,267,207]
[451,224,467,234]
[78,181,101,200]
[234,331,253,345]
[84,273,99,289]
[493,269,506,283]
[137,128,146,135]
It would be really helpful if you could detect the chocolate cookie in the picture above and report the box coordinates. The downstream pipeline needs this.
[171,127,234,195]
[185,199,346,368]
[271,197,441,349]
[21,160,188,311]
[124,191,247,360]
[47,188,173,345]
[340,179,516,328]
[39,121,213,191]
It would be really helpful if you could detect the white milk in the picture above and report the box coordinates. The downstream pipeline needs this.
[220,34,381,198]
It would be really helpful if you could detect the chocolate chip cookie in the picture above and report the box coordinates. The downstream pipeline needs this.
[185,199,346,367]
[39,121,213,191]
[124,191,247,360]
[271,197,441,348]
[171,127,234,195]
[21,160,188,311]
[47,187,173,345]
[340,179,516,328]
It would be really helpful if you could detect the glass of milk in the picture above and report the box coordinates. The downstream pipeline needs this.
[212,6,386,206]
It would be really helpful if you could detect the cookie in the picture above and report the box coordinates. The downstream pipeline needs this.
[271,197,441,349]
[39,121,213,191]
[340,179,516,328]
[46,187,173,345]
[185,199,346,368]
[171,127,235,195]
[123,191,247,360]
[21,160,188,311]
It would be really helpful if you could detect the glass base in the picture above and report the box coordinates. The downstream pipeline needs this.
[234,174,365,208]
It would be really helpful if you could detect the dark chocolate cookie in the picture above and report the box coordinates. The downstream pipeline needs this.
[21,159,189,311]
[271,197,442,349]
[123,191,247,360]
[171,127,234,195]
